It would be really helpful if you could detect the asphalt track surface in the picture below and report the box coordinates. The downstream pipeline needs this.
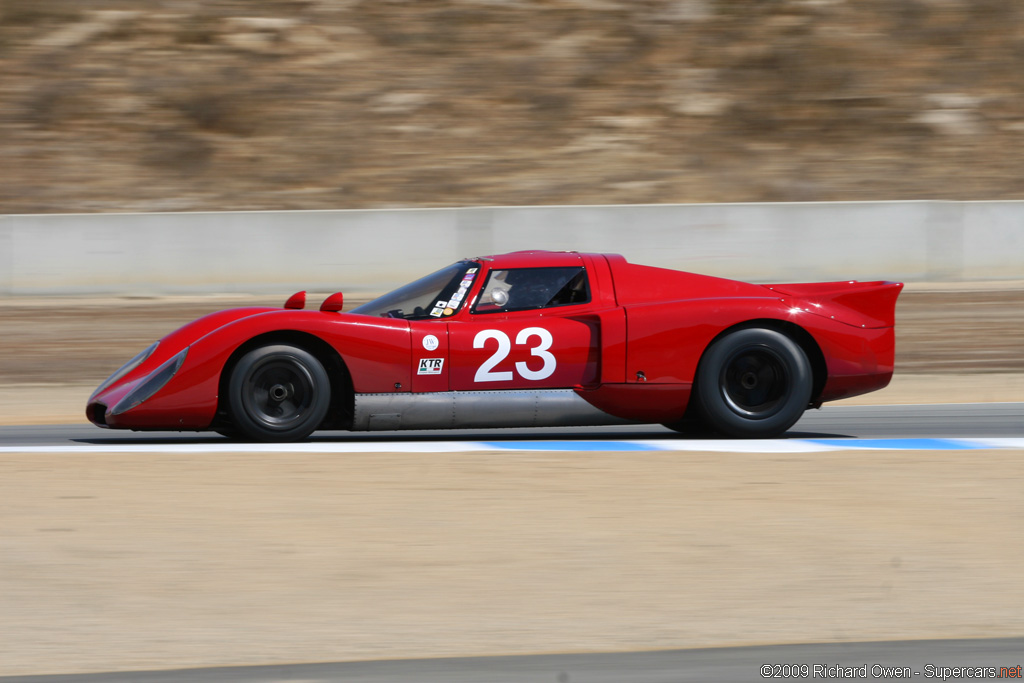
[3,403,1022,682]
[2,403,1024,447]
[1,639,1022,683]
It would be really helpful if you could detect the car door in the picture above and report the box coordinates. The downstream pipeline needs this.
[447,265,600,391]
[409,322,450,393]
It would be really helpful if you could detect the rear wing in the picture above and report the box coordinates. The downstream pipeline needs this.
[766,281,904,328]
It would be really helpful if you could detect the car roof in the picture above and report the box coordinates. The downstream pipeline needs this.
[473,250,596,269]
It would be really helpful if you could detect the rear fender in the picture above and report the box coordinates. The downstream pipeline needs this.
[695,318,829,406]
[624,297,802,386]
[691,312,896,404]
[616,298,827,422]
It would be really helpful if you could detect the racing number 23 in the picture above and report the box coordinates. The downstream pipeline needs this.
[474,327,556,382]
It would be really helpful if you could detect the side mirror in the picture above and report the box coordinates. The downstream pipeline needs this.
[320,292,344,312]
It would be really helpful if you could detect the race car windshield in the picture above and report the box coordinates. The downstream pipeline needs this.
[349,261,481,320]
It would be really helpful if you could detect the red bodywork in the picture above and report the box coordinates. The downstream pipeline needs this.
[87,251,903,433]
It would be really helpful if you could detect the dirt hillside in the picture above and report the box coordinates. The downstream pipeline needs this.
[2,0,1023,214]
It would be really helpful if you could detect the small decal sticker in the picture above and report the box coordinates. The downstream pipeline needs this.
[422,335,439,351]
[467,268,478,274]
[435,300,448,308]
[417,358,444,375]
[443,307,455,316]
[450,291,464,304]
[430,307,444,317]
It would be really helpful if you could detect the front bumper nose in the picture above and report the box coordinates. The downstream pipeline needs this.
[86,380,133,428]
[86,401,109,427]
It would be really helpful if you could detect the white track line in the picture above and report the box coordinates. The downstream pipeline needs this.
[2,438,1024,455]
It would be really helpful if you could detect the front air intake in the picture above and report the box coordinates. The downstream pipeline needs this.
[87,402,108,427]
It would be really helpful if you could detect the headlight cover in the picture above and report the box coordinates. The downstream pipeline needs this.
[110,347,188,416]
[89,342,159,401]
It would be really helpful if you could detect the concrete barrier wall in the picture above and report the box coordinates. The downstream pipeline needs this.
[1,201,1021,296]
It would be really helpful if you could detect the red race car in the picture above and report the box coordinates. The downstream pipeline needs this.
[87,251,902,441]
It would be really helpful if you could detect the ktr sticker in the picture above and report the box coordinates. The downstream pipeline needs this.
[417,358,444,375]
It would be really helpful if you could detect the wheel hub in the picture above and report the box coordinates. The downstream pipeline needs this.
[721,346,788,417]
[268,383,289,402]
[244,360,314,427]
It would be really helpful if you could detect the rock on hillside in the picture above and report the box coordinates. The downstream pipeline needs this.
[1,0,1023,213]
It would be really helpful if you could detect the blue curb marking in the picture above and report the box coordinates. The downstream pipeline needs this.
[478,438,1020,452]
[805,438,977,450]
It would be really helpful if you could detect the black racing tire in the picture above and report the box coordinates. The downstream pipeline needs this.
[693,328,812,438]
[226,344,331,442]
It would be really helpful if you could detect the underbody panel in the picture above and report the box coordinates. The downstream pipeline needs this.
[352,389,638,431]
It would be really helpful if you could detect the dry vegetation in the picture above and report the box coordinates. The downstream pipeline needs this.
[2,0,1024,213]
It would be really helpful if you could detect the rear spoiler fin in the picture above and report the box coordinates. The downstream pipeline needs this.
[766,281,904,328]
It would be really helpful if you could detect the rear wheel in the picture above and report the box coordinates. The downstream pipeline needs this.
[691,328,812,438]
[226,344,331,442]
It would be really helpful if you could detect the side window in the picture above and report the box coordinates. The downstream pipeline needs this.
[473,267,590,314]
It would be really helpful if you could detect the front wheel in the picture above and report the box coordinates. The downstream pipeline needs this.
[226,344,331,442]
[692,328,812,438]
